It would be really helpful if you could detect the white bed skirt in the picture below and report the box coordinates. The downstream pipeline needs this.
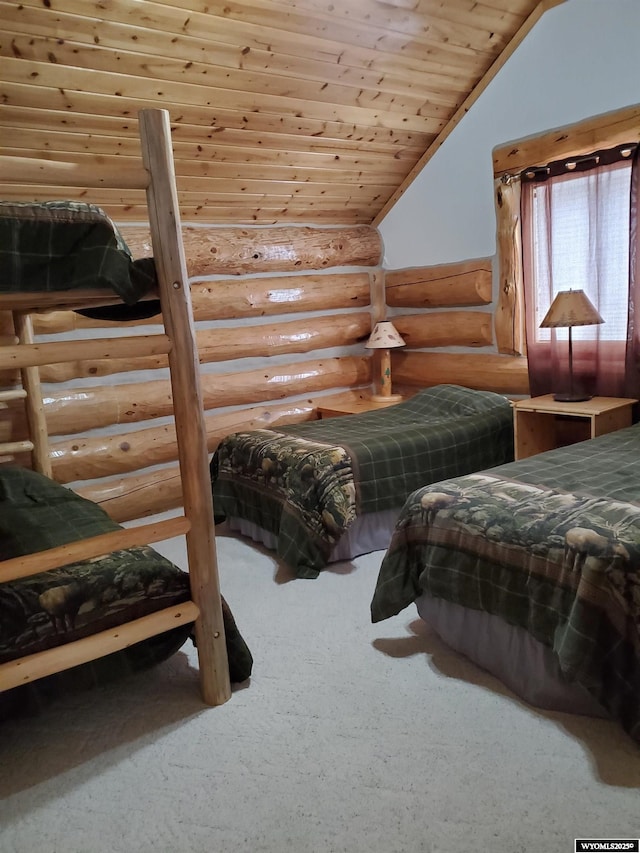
[416,593,609,718]
[227,509,399,563]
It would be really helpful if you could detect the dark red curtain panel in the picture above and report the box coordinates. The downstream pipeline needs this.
[624,145,640,398]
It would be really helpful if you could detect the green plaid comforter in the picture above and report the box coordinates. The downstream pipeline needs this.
[0,201,156,304]
[211,385,514,578]
[371,424,640,743]
[0,466,253,687]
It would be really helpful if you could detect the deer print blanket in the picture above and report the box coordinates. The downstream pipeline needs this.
[211,385,515,578]
[371,423,640,743]
[0,466,253,689]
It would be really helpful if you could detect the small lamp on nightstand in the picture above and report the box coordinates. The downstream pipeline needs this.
[540,289,604,402]
[365,320,406,402]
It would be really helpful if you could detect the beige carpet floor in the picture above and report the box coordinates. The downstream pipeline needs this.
[1,526,639,853]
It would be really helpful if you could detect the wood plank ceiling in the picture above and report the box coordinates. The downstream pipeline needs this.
[0,0,555,224]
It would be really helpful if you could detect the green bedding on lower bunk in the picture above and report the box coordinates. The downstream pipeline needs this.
[0,466,252,715]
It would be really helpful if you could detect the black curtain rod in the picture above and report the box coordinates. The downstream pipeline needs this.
[520,141,638,183]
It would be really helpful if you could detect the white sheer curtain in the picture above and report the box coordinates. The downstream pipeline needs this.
[521,155,633,399]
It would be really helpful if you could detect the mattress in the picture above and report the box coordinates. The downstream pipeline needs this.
[0,465,253,690]
[0,200,156,305]
[227,507,399,564]
[371,423,640,741]
[212,384,515,578]
[416,593,608,717]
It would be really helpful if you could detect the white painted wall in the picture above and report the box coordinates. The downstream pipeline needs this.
[379,0,640,270]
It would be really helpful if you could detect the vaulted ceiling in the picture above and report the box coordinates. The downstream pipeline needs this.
[0,0,561,224]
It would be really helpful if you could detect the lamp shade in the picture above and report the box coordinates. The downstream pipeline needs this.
[540,289,604,329]
[365,320,406,349]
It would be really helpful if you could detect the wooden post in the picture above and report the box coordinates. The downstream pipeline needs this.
[138,108,231,707]
[494,176,526,356]
[13,311,52,477]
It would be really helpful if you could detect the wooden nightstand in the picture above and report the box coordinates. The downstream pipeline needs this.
[512,394,637,460]
[317,397,404,419]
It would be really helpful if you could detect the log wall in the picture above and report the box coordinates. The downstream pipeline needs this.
[385,258,529,395]
[1,223,381,521]
[1,223,531,523]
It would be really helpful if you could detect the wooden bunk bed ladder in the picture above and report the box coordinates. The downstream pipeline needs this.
[0,311,52,476]
[0,108,232,706]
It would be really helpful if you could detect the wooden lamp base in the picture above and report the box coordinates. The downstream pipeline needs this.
[372,348,403,403]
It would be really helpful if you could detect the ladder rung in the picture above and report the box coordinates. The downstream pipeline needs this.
[0,602,199,691]
[0,333,172,370]
[0,515,191,583]
[0,389,28,402]
[0,439,34,454]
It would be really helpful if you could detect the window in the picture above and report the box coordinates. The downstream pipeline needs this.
[518,142,638,399]
[524,157,632,344]
[492,103,640,360]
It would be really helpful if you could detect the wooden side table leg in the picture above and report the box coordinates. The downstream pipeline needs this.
[592,407,633,438]
[514,411,556,460]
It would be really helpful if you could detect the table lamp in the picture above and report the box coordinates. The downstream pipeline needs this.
[365,320,406,402]
[539,289,604,402]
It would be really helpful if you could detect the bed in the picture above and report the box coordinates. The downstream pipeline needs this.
[0,464,252,717]
[370,423,640,743]
[210,384,515,578]
[0,108,243,707]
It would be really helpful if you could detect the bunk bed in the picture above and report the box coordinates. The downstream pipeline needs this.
[211,384,515,578]
[0,108,251,710]
[370,425,640,744]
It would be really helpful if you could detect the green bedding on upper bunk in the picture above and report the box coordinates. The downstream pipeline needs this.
[0,201,156,304]
[211,385,515,578]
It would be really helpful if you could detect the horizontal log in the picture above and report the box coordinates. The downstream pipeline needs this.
[393,311,493,348]
[39,314,372,382]
[386,260,493,308]
[393,351,530,395]
[73,388,376,522]
[190,273,372,321]
[119,225,383,276]
[0,334,171,371]
[51,400,320,483]
[493,103,640,177]
[43,356,372,435]
[31,272,372,334]
[77,467,185,524]
[51,386,389,483]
